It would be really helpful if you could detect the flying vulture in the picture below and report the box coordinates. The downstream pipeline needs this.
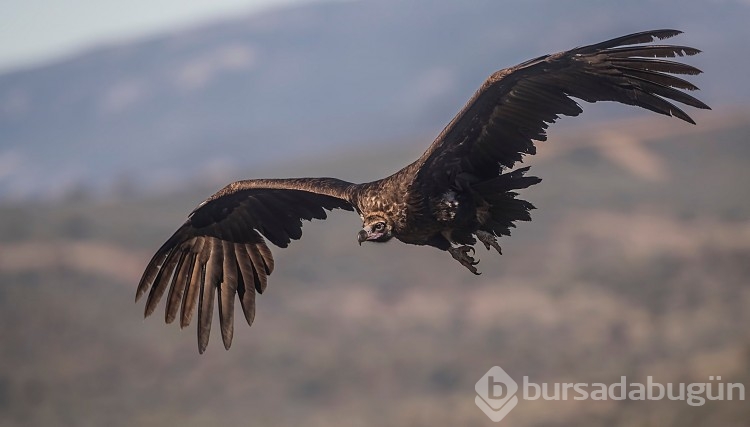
[136,29,709,353]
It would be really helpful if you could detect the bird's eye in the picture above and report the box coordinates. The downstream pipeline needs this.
[373,222,385,232]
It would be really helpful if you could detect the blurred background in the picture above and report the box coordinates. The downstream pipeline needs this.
[1,0,749,426]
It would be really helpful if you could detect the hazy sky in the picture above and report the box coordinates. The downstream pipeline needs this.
[0,0,317,73]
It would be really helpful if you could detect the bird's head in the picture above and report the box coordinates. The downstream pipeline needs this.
[357,214,394,245]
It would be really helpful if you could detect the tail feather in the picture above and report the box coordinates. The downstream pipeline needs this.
[473,167,540,237]
[473,166,541,194]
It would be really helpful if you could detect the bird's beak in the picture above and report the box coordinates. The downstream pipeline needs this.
[357,229,369,246]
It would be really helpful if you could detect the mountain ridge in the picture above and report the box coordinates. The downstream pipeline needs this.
[0,0,746,199]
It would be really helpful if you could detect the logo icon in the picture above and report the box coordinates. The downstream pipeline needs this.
[475,366,519,422]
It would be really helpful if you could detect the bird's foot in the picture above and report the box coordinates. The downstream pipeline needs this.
[448,245,481,275]
[476,230,502,254]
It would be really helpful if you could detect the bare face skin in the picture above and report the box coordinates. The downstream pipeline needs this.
[357,216,393,245]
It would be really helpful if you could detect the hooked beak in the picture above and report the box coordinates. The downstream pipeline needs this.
[357,229,369,246]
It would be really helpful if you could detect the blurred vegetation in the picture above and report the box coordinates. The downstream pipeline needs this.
[1,114,749,426]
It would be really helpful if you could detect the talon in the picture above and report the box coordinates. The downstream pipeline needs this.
[476,231,502,254]
[448,245,482,275]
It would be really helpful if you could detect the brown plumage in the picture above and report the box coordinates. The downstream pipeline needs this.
[136,29,709,353]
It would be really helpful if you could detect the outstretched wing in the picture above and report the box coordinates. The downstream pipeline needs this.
[135,178,355,353]
[415,29,710,187]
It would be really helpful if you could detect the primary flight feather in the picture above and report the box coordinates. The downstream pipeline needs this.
[136,29,710,353]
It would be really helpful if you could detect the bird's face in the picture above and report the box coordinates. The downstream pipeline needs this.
[358,215,393,245]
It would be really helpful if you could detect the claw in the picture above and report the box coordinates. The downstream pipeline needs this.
[448,245,481,275]
[476,231,502,254]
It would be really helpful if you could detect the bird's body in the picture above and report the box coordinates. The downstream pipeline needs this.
[136,30,710,352]
[353,161,537,254]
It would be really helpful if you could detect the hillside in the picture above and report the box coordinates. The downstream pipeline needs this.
[1,114,748,426]
[1,0,748,199]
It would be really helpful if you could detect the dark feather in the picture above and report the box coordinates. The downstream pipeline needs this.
[137,30,708,353]
[197,239,224,353]
[165,249,193,324]
[235,246,257,326]
[415,29,709,187]
[181,239,206,328]
[136,178,354,352]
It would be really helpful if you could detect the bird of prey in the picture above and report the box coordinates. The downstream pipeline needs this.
[136,29,709,353]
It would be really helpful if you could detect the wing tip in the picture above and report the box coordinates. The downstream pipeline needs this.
[580,29,688,53]
[135,287,146,304]
[652,29,682,40]
[222,336,233,351]
[632,29,683,44]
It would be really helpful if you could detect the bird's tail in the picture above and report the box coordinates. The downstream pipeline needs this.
[472,167,541,237]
